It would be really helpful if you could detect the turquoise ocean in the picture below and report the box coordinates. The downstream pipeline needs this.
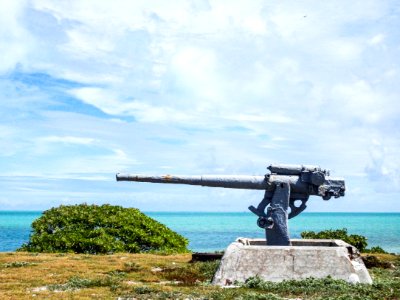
[0,211,399,253]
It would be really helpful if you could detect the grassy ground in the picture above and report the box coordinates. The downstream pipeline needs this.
[0,252,399,299]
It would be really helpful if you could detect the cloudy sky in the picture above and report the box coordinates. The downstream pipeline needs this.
[1,0,399,212]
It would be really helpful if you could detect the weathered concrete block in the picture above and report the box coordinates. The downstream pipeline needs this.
[212,238,372,286]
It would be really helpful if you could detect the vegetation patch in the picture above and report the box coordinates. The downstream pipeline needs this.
[19,204,189,254]
[362,255,394,269]
[119,289,187,300]
[208,290,285,300]
[242,274,400,299]
[162,260,220,285]
[47,275,121,292]
[123,261,142,272]
[133,286,157,294]
[106,270,128,277]
[2,261,36,268]
[364,246,389,254]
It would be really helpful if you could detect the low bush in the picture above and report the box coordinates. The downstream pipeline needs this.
[18,204,189,254]
[364,246,388,254]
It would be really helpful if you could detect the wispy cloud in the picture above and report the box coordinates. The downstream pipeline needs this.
[40,135,96,145]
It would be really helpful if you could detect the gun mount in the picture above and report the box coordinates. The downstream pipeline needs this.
[116,164,345,246]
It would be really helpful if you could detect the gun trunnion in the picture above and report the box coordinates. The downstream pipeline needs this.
[116,164,345,246]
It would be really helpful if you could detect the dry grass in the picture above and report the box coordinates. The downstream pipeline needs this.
[0,252,198,299]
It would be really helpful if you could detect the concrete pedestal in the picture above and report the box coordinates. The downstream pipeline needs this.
[212,238,372,286]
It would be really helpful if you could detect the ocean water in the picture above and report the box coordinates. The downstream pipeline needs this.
[0,211,399,253]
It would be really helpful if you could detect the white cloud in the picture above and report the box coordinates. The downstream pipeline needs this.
[0,0,34,72]
[365,138,400,192]
[40,136,96,145]
[326,39,363,61]
[332,80,387,123]
[169,46,228,110]
[369,34,385,45]
[226,113,292,124]
[69,87,192,123]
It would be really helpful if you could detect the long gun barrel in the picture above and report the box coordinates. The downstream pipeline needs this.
[116,174,268,190]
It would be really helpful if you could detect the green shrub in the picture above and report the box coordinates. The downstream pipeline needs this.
[18,204,189,254]
[301,228,368,252]
[364,246,388,254]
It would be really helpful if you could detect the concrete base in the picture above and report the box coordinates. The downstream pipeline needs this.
[212,238,372,286]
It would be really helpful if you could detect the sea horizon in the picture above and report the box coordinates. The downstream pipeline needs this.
[1,211,399,254]
[1,210,399,213]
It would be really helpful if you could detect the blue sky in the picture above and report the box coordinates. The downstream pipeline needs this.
[1,0,399,212]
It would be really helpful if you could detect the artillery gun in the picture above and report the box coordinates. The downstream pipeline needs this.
[116,164,345,246]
